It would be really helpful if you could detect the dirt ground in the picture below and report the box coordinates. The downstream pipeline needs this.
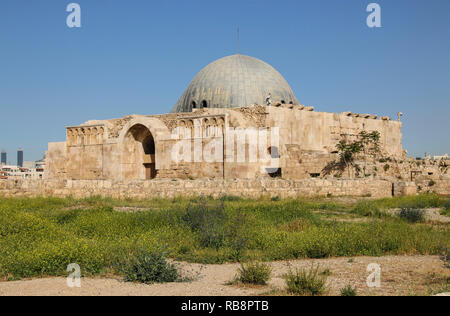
[0,255,448,296]
[386,208,450,223]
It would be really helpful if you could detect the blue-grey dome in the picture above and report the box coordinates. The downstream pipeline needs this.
[171,54,299,113]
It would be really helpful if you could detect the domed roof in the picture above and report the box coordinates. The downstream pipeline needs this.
[171,54,299,113]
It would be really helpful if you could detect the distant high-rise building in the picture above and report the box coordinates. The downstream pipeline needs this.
[17,148,23,167]
[1,150,6,165]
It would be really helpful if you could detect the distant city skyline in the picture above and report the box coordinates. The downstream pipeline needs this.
[1,0,449,160]
[1,150,7,165]
[0,148,40,165]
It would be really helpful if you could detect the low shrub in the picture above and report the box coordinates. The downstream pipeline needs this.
[219,195,243,202]
[285,264,327,296]
[399,209,425,223]
[340,284,357,296]
[305,242,332,259]
[351,201,384,218]
[441,201,450,217]
[226,209,251,261]
[237,262,272,285]
[320,268,332,276]
[124,250,180,284]
[182,199,227,249]
[279,218,309,232]
[441,248,449,268]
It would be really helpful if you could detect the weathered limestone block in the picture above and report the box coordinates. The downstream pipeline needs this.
[394,181,417,196]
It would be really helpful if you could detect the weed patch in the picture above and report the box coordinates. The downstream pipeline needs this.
[285,264,327,296]
[124,250,180,284]
[340,284,357,296]
[236,262,272,285]
[399,209,425,223]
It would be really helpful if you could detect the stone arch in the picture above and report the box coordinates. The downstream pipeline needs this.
[118,117,170,180]
[121,124,156,180]
[209,118,217,137]
[217,117,225,136]
[179,120,186,139]
[186,120,194,138]
[203,118,210,137]
[90,127,98,145]
[84,128,91,145]
[66,129,73,145]
[78,129,85,146]
[71,129,76,145]
[97,127,104,144]
[85,128,91,145]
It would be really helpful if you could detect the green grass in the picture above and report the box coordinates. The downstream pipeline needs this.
[441,201,450,217]
[0,194,448,280]
[351,194,449,218]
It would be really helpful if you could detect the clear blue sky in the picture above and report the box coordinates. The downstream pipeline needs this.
[0,0,449,162]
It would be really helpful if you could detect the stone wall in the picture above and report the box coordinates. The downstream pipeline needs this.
[267,106,404,159]
[0,178,395,199]
[45,105,405,182]
[415,177,450,196]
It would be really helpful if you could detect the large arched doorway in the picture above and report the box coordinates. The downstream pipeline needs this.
[122,124,157,180]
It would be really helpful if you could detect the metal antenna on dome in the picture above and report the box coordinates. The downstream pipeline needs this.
[237,27,240,54]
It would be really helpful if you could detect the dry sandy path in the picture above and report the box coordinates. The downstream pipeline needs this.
[0,255,448,296]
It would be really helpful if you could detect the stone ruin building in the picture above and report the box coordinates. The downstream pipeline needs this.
[45,54,449,192]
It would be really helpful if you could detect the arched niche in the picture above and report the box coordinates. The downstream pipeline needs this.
[121,124,157,180]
